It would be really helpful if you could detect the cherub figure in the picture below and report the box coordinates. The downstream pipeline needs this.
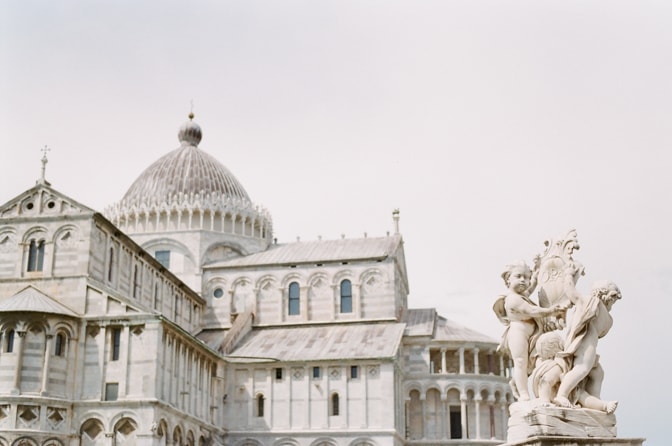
[552,277,622,409]
[531,331,617,413]
[493,261,566,401]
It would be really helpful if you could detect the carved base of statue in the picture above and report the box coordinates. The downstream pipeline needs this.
[504,400,645,446]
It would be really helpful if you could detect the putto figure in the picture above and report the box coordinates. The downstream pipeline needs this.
[493,261,565,401]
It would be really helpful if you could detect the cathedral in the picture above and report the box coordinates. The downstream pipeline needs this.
[0,114,512,446]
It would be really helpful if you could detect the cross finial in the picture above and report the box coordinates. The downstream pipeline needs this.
[39,145,51,184]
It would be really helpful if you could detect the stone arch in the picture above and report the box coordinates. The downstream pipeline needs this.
[254,274,280,324]
[173,425,183,446]
[154,419,170,446]
[42,439,64,446]
[230,276,254,314]
[307,271,331,320]
[114,417,138,446]
[280,272,304,289]
[273,439,300,446]
[201,242,245,265]
[348,438,378,446]
[425,387,443,439]
[310,438,337,446]
[52,224,79,275]
[80,417,106,445]
[233,439,263,446]
[186,430,195,446]
[404,380,422,396]
[358,268,386,289]
[11,438,37,446]
[22,226,48,243]
[0,437,7,446]
[0,229,18,278]
[408,389,423,440]
[141,238,196,274]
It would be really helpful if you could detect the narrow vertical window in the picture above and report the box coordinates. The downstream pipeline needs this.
[330,393,340,416]
[275,368,283,380]
[27,239,45,272]
[256,394,265,417]
[288,282,300,315]
[54,333,65,356]
[108,247,115,282]
[340,279,352,313]
[6,329,15,353]
[111,327,121,361]
[450,406,462,439]
[132,265,140,298]
[312,366,321,379]
[350,365,358,379]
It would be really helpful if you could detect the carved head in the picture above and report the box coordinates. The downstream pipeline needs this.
[536,331,564,360]
[591,280,622,311]
[502,261,532,292]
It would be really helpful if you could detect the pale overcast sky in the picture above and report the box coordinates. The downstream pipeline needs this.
[1,1,670,443]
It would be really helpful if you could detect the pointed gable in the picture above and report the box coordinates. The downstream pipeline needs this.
[0,285,79,317]
[0,184,95,219]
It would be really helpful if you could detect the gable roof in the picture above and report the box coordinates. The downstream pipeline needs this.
[221,322,405,362]
[0,183,95,219]
[0,285,79,317]
[206,234,403,269]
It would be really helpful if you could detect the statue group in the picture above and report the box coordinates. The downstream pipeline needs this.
[494,230,627,443]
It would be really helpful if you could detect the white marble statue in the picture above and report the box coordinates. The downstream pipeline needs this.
[493,261,566,401]
[551,276,621,410]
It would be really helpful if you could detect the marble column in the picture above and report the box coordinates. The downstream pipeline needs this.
[40,334,54,395]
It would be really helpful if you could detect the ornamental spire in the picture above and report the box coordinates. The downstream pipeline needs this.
[38,145,51,185]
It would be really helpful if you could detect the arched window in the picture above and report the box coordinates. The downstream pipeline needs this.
[54,333,65,356]
[288,282,300,315]
[6,329,15,353]
[27,239,45,272]
[256,394,265,417]
[340,279,352,313]
[330,393,340,416]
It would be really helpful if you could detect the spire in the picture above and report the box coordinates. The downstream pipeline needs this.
[38,146,51,186]
[392,209,400,234]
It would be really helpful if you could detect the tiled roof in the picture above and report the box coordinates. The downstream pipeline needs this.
[404,308,498,344]
[226,322,405,362]
[206,235,402,268]
[434,316,498,344]
[403,308,437,336]
[0,286,78,317]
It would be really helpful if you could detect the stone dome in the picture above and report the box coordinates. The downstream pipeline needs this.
[121,115,250,205]
[105,114,273,244]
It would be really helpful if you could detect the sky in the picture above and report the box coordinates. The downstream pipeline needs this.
[1,1,670,444]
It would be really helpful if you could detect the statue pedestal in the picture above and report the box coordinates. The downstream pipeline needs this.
[505,437,645,446]
[505,401,644,445]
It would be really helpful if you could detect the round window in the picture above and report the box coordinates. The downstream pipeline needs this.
[213,288,224,299]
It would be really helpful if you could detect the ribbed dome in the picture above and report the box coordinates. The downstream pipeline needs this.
[121,115,250,205]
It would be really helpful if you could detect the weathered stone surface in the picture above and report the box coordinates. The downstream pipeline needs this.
[507,402,618,443]
[505,435,645,446]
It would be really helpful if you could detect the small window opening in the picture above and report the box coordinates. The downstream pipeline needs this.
[330,393,340,416]
[27,239,45,272]
[350,365,359,379]
[313,366,321,379]
[111,327,121,361]
[155,250,170,269]
[340,279,353,313]
[256,394,265,417]
[288,282,300,315]
[6,330,15,353]
[54,333,65,356]
[275,368,283,380]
